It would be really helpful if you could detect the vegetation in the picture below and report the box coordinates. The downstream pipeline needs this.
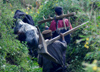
[0,0,100,72]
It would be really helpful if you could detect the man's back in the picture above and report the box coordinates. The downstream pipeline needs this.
[38,40,67,72]
[49,19,72,44]
[49,19,72,31]
[47,40,67,64]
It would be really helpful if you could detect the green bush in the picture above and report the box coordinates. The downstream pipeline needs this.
[0,2,42,72]
[33,0,100,72]
[0,0,100,72]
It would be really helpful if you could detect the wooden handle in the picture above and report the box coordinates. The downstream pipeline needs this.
[38,12,76,24]
[46,21,89,45]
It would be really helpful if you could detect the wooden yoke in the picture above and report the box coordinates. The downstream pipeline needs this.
[38,12,76,24]
[46,21,89,45]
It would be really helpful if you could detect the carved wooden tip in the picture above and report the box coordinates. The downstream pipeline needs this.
[73,12,76,15]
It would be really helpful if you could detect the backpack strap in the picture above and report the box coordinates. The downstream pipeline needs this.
[63,18,67,30]
[54,16,60,35]
[54,16,58,30]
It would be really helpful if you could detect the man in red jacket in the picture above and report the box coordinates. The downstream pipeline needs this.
[49,7,72,31]
[46,6,72,44]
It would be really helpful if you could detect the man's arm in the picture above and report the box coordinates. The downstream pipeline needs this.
[60,33,66,43]
[38,55,43,67]
[65,19,72,29]
[60,33,67,50]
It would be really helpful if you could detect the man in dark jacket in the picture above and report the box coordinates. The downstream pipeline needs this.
[38,30,67,72]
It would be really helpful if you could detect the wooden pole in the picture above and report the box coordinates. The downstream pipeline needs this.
[46,21,89,45]
[62,13,67,30]
[38,12,76,24]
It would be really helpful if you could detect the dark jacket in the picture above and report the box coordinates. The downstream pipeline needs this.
[13,10,34,26]
[38,40,67,72]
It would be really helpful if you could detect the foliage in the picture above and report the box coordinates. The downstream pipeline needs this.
[33,0,100,72]
[0,0,100,72]
[0,1,42,72]
[83,60,100,72]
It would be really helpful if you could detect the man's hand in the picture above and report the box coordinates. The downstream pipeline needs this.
[45,26,49,30]
[60,33,65,41]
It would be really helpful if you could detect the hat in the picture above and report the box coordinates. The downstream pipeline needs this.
[55,6,63,15]
[42,30,52,39]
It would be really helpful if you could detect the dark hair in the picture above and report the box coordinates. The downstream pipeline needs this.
[55,6,63,15]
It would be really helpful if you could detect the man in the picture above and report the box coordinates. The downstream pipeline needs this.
[38,30,67,72]
[46,6,72,44]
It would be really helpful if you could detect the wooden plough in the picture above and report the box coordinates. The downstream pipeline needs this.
[38,12,76,24]
[37,12,89,63]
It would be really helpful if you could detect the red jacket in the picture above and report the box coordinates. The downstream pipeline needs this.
[49,19,72,31]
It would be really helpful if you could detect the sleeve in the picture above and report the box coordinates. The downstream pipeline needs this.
[69,21,72,29]
[61,40,66,43]
[49,21,53,30]
[65,19,72,29]
[49,20,56,31]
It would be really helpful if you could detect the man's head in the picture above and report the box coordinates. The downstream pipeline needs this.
[55,6,63,16]
[42,30,52,39]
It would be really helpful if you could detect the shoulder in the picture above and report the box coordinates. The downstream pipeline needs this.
[54,40,67,50]
[49,20,56,30]
[51,20,56,24]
